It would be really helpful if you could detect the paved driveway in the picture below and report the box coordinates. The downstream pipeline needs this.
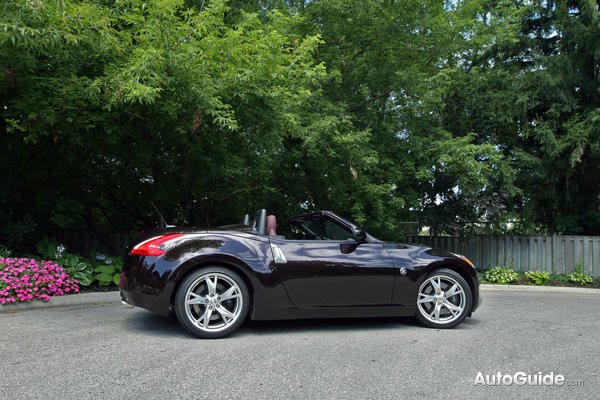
[1,287,598,400]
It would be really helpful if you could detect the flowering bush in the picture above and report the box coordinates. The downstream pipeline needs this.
[0,258,79,304]
[35,238,94,286]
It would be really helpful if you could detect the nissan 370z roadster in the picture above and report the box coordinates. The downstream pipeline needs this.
[120,210,480,338]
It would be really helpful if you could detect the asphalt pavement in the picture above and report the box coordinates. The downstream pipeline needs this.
[1,287,598,400]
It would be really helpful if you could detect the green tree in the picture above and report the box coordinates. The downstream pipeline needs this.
[292,0,519,235]
[2,0,598,252]
[1,0,358,246]
[443,0,600,234]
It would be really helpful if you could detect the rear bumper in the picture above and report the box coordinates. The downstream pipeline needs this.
[119,254,176,316]
[121,295,134,307]
[120,288,171,316]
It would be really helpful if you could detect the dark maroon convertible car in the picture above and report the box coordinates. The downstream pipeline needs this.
[120,209,480,338]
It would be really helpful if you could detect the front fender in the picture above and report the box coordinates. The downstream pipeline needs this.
[386,245,479,312]
[414,249,480,313]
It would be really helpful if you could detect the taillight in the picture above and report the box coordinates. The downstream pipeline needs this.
[130,233,185,256]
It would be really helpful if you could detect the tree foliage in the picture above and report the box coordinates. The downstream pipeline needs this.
[440,0,600,234]
[1,0,354,246]
[1,0,599,251]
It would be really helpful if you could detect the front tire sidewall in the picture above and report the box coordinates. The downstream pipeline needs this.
[175,266,249,339]
[416,268,472,329]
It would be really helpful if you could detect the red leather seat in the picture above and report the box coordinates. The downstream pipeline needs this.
[266,215,277,236]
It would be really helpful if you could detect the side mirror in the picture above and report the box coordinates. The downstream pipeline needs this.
[352,227,367,244]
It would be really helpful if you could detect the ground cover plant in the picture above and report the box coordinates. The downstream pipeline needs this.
[0,257,79,304]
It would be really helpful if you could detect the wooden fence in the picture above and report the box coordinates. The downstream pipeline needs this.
[53,230,600,276]
[52,231,132,258]
[406,235,600,276]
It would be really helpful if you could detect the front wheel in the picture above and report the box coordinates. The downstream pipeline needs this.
[415,268,472,329]
[174,266,249,339]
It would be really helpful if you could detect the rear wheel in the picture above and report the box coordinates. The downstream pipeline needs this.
[415,268,472,329]
[174,266,249,339]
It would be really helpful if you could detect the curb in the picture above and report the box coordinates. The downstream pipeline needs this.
[480,284,600,295]
[0,291,120,314]
[1,285,598,314]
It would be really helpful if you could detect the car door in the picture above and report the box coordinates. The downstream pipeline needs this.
[269,238,396,307]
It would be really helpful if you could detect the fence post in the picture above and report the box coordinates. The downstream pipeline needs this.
[592,237,599,277]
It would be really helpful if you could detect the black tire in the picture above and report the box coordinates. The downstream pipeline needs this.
[174,266,249,339]
[415,268,472,329]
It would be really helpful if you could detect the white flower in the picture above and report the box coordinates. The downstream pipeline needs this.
[55,244,66,259]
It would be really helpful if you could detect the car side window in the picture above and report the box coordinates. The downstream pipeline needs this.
[301,217,354,241]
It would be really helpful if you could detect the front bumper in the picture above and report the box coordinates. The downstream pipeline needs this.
[471,271,482,313]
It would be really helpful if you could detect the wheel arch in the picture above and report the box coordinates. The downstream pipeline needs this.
[169,255,257,316]
[421,261,479,314]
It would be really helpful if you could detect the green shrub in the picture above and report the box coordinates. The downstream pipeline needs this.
[484,266,519,284]
[0,245,12,258]
[35,237,58,260]
[34,239,124,287]
[524,270,551,285]
[58,254,95,286]
[35,238,96,286]
[92,254,122,286]
[568,264,593,286]
[553,274,569,283]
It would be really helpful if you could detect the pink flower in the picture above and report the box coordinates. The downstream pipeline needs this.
[0,258,80,305]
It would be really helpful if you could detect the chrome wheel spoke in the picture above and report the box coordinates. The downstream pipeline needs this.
[215,306,235,324]
[186,292,207,305]
[444,284,463,298]
[430,303,442,321]
[199,306,213,328]
[430,277,442,295]
[220,286,240,301]
[205,275,217,295]
[418,293,435,304]
[443,301,462,315]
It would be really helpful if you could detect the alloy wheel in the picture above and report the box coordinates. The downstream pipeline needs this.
[417,274,466,325]
[183,272,243,333]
